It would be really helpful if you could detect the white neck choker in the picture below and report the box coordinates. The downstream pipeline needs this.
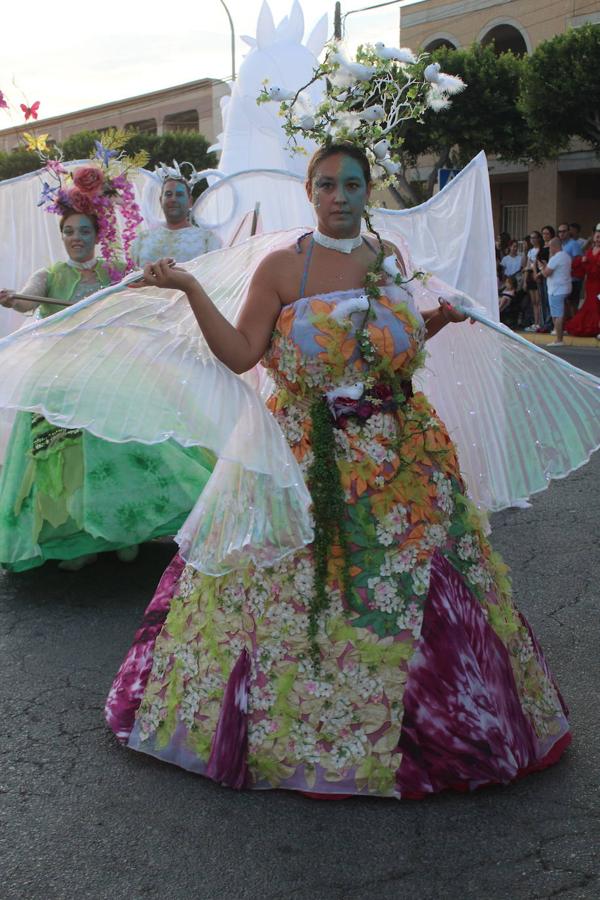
[66,257,97,271]
[313,229,362,254]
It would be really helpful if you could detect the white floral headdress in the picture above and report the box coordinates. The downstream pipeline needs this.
[155,160,210,190]
[257,40,465,181]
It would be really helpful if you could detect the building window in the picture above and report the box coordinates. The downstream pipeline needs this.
[502,204,528,241]
[424,38,457,52]
[163,110,199,133]
[480,23,528,56]
[125,118,157,134]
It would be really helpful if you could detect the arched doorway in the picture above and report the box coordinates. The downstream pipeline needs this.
[480,23,529,56]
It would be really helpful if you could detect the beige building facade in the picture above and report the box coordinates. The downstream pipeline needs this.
[400,0,600,237]
[0,78,229,155]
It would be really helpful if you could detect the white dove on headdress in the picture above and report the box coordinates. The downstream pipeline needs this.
[374,43,417,64]
[359,104,385,123]
[426,85,452,112]
[424,63,442,84]
[268,86,297,102]
[373,139,390,159]
[298,114,315,130]
[380,157,401,175]
[330,50,377,82]
[424,63,465,95]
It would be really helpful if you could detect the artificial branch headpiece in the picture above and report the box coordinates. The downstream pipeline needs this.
[258,40,465,181]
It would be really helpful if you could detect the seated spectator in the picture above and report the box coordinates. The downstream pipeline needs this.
[499,275,522,330]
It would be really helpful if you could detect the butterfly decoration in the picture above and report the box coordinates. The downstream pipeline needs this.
[0,90,8,111]
[94,140,118,167]
[21,100,40,120]
[37,181,58,206]
[23,132,50,153]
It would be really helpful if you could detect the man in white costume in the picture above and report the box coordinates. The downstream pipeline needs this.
[131,173,221,266]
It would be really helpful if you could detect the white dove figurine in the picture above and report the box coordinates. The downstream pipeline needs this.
[326,383,365,403]
[424,62,442,84]
[359,104,385,123]
[329,295,370,321]
[373,139,390,159]
[381,157,401,175]
[374,43,417,64]
[268,86,297,102]
[299,114,315,130]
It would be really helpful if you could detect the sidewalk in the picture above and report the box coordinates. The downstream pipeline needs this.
[516,330,600,348]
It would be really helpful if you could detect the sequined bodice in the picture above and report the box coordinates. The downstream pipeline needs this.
[263,289,426,397]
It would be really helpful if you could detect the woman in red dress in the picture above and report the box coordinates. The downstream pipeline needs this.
[565,229,600,337]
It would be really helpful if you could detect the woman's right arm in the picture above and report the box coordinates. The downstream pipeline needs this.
[0,269,48,312]
[133,256,283,375]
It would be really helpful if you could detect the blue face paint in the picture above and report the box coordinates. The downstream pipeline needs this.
[161,179,191,226]
[61,214,97,263]
[310,154,369,237]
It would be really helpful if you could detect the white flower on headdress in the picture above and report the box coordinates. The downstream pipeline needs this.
[374,43,417,64]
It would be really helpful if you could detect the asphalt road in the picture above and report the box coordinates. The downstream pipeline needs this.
[1,348,599,900]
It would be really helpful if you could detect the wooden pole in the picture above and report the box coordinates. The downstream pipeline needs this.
[10,293,71,308]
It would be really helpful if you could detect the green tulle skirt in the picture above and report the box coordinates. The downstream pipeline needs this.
[0,412,214,572]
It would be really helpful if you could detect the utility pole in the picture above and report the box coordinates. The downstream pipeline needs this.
[334,2,342,40]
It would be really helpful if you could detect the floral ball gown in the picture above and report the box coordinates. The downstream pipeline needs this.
[106,248,570,799]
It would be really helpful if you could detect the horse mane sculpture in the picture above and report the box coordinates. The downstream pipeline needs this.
[210,0,328,176]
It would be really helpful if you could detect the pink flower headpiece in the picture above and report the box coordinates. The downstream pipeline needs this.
[38,138,144,284]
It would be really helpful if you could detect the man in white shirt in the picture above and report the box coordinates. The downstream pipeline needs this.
[537,237,572,347]
[131,176,221,267]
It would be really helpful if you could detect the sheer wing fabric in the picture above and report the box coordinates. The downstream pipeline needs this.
[0,229,599,575]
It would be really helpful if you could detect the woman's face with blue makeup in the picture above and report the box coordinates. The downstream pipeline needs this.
[61,214,97,263]
[307,153,370,238]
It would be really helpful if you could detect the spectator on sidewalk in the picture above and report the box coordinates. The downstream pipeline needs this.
[569,222,586,253]
[537,237,572,347]
[499,275,521,329]
[524,230,543,332]
[500,240,523,279]
[558,223,583,318]
[565,227,600,338]
[536,225,556,331]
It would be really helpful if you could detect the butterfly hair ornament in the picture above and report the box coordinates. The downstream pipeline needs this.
[35,129,148,283]
[257,39,465,182]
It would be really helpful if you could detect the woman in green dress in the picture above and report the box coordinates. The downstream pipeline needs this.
[0,209,214,572]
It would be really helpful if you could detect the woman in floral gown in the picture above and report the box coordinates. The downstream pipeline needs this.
[105,144,570,799]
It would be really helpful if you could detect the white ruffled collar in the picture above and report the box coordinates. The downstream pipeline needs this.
[313,228,363,254]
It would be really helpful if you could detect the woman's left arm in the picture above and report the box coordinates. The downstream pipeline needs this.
[422,301,467,339]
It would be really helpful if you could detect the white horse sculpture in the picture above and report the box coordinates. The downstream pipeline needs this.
[210,0,328,176]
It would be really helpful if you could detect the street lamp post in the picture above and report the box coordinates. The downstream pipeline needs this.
[218,0,236,82]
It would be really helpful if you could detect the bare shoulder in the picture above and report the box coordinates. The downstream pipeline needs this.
[382,239,403,257]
